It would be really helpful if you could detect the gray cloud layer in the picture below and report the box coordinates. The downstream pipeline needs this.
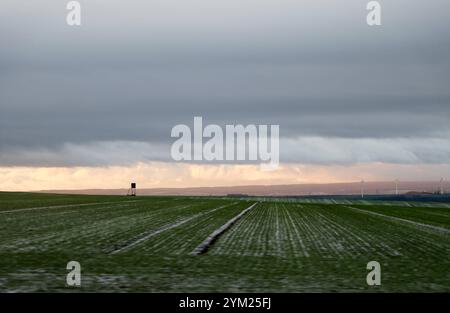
[1,137,450,167]
[1,0,450,166]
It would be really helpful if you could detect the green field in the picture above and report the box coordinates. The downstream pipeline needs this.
[0,192,449,292]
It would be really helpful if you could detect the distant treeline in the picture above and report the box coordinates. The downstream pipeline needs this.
[285,194,450,203]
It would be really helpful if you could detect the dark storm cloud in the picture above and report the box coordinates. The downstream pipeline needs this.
[1,0,450,166]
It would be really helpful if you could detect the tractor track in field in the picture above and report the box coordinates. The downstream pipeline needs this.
[191,202,258,255]
[346,206,450,234]
[110,202,238,254]
[0,200,141,214]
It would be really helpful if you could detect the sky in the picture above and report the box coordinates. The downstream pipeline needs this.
[1,0,449,190]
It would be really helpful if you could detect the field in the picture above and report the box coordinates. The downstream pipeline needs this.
[0,192,449,292]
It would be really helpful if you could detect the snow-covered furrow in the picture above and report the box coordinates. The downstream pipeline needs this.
[0,202,149,251]
[346,206,450,234]
[0,201,197,252]
[209,202,449,259]
[337,206,449,259]
[211,203,315,258]
[111,202,239,254]
[190,202,258,255]
[44,203,198,253]
[212,203,263,256]
[132,202,245,254]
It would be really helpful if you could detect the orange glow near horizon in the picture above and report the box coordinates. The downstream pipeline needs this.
[1,162,449,191]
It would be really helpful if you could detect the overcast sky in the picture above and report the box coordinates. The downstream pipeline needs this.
[1,0,449,186]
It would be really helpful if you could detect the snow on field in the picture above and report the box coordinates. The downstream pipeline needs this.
[129,202,250,255]
[0,201,150,251]
[209,203,314,258]
[191,202,258,255]
[291,198,450,209]
[0,199,215,253]
[346,206,450,234]
[2,197,449,260]
[1,193,450,292]
[111,202,239,254]
[0,200,140,214]
[209,202,450,260]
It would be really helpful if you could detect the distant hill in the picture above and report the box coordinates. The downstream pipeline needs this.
[38,181,448,196]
